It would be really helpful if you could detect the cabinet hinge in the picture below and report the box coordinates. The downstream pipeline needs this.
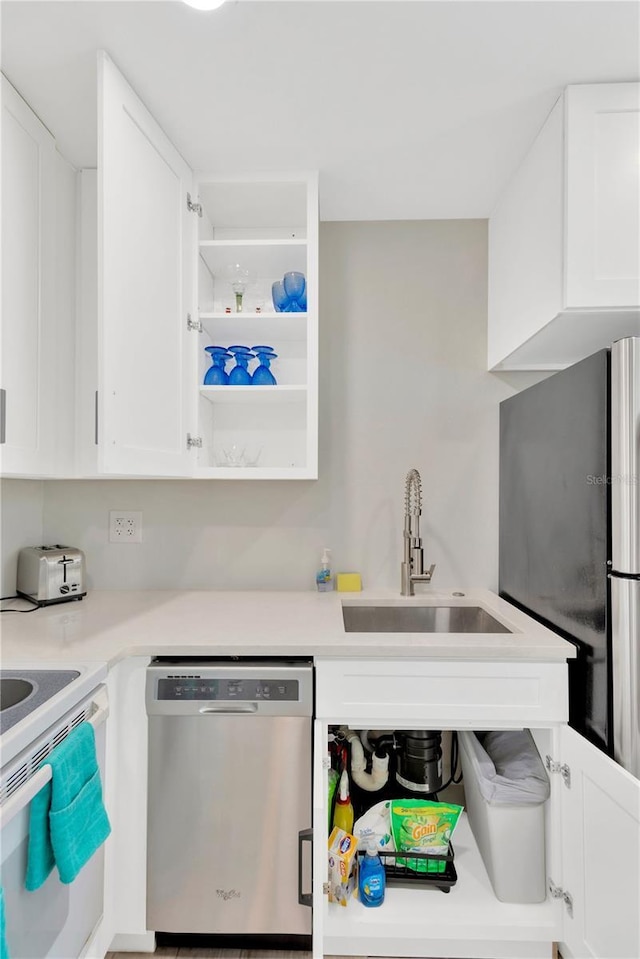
[549,879,573,918]
[186,433,203,449]
[545,755,571,788]
[322,756,331,770]
[187,314,203,333]
[187,193,203,217]
[322,882,330,896]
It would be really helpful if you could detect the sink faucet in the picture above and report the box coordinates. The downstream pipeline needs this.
[401,468,436,596]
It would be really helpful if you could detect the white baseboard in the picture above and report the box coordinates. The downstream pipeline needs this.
[108,932,156,953]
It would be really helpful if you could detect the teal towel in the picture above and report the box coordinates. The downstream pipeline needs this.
[25,722,111,891]
[0,887,9,959]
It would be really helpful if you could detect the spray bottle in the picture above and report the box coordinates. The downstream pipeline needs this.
[332,769,354,834]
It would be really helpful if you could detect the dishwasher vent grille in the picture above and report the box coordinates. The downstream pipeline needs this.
[0,702,93,805]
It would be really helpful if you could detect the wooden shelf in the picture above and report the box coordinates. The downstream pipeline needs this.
[200,385,307,405]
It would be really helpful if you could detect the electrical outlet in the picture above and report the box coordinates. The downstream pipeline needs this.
[109,510,143,543]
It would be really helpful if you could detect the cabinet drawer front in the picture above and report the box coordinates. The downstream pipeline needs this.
[315,659,568,726]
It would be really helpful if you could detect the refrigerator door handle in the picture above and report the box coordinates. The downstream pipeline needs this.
[611,576,640,779]
[611,336,640,575]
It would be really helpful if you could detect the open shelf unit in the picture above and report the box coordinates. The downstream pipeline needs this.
[193,174,318,479]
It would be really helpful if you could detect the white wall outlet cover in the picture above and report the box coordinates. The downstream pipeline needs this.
[109,510,143,543]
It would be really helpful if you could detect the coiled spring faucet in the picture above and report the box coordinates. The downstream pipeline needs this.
[401,468,436,596]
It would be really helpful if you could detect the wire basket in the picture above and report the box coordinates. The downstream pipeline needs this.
[358,844,457,893]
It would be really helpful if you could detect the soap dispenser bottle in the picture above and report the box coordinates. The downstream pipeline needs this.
[316,547,333,592]
[359,839,386,907]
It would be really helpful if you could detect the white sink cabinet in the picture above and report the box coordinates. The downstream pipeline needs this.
[488,82,640,372]
[314,658,640,959]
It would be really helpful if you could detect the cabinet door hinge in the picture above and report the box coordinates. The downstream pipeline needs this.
[545,754,571,788]
[322,882,330,896]
[187,314,203,333]
[549,879,573,917]
[322,756,331,770]
[187,193,203,217]
[187,433,203,449]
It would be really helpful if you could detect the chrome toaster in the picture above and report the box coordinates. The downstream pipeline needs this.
[17,546,86,605]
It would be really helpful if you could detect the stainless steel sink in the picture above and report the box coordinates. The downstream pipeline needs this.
[342,605,512,633]
[1,678,35,710]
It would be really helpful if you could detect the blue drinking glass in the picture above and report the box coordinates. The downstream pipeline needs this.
[203,346,231,385]
[228,347,254,385]
[251,350,278,386]
[283,272,306,302]
[272,280,290,313]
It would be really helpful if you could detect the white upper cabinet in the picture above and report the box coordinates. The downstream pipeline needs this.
[93,54,318,479]
[98,52,194,476]
[488,82,640,371]
[0,77,57,476]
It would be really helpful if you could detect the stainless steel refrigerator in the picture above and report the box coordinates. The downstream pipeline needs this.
[499,336,639,778]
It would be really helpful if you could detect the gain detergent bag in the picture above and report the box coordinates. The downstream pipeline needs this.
[390,799,463,874]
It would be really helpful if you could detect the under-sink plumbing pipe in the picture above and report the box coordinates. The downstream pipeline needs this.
[345,729,389,792]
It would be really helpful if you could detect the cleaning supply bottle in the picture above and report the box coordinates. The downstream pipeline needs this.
[332,769,354,834]
[316,547,333,592]
[358,839,386,907]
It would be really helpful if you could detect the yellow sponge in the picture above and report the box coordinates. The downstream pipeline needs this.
[336,572,362,592]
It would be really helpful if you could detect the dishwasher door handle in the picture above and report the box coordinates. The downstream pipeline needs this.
[198,703,258,714]
[298,827,313,907]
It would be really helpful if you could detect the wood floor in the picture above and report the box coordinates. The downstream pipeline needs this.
[107,951,360,959]
[107,945,562,959]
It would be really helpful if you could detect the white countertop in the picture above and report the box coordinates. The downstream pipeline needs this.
[0,588,576,666]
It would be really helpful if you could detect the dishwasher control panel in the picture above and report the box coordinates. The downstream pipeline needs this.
[157,677,299,701]
[146,661,314,717]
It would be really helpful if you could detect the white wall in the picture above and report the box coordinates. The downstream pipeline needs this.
[4,221,546,593]
[0,480,44,595]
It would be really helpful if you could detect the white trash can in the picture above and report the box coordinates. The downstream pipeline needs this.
[458,729,550,903]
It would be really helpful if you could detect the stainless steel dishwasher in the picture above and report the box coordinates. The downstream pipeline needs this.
[146,658,313,939]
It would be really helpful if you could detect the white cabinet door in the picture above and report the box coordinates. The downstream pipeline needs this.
[99,52,195,476]
[565,83,640,309]
[1,77,56,476]
[559,726,640,959]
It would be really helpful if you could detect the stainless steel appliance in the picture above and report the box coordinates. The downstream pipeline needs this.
[17,546,86,605]
[146,658,313,938]
[500,336,639,778]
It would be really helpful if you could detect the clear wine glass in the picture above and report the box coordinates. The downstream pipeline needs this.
[226,264,251,312]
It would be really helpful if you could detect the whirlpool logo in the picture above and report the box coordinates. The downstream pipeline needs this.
[216,889,241,901]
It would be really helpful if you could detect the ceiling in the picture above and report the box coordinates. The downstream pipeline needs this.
[2,0,639,220]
